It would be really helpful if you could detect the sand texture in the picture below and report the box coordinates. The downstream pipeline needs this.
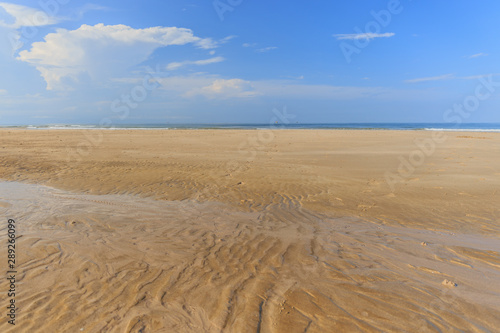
[0,129,499,332]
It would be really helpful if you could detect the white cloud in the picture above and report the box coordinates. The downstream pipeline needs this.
[405,73,500,83]
[155,75,216,93]
[17,23,217,90]
[0,88,7,95]
[256,46,278,53]
[467,53,488,59]
[282,75,304,80]
[241,43,277,52]
[220,35,236,43]
[405,74,455,83]
[184,78,260,99]
[252,80,398,99]
[166,56,225,70]
[461,73,500,80]
[156,75,423,101]
[0,2,59,28]
[333,32,395,40]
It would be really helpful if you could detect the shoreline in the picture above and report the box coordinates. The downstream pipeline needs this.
[2,124,500,132]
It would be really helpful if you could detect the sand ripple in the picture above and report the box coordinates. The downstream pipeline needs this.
[1,182,500,332]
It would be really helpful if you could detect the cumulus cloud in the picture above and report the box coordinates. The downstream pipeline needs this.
[166,56,225,70]
[0,2,59,29]
[184,78,259,99]
[17,23,217,90]
[333,32,395,40]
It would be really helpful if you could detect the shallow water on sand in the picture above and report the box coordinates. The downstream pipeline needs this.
[1,181,500,332]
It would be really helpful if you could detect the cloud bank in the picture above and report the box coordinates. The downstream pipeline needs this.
[17,23,216,90]
[184,78,259,99]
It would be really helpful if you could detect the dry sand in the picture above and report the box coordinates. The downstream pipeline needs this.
[0,129,499,332]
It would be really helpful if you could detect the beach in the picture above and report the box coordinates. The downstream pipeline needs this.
[1,129,499,332]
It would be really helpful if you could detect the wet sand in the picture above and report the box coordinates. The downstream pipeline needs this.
[0,129,499,332]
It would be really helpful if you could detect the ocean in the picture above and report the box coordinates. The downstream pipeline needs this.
[2,123,500,132]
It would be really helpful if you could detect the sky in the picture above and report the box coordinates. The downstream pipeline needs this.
[0,0,499,125]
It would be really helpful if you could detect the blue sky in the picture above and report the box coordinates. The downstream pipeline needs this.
[0,0,499,125]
